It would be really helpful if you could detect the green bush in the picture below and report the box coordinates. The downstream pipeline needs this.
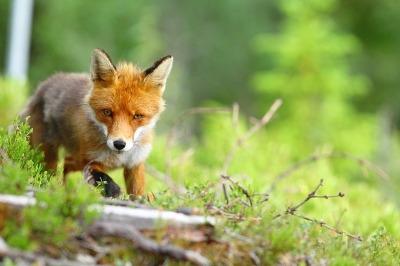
[251,0,376,163]
[0,117,48,193]
[0,118,100,252]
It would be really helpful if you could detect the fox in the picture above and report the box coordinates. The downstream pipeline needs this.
[19,48,173,199]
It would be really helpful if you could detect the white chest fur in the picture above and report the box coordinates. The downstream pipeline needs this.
[87,143,152,169]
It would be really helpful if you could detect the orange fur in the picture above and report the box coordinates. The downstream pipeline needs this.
[20,49,173,199]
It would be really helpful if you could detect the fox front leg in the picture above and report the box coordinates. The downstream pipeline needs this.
[124,162,146,201]
[83,162,121,198]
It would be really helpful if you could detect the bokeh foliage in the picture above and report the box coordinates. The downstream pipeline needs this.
[252,0,376,161]
[1,0,400,263]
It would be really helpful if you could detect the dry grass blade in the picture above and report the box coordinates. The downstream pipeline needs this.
[217,99,282,198]
[268,151,388,193]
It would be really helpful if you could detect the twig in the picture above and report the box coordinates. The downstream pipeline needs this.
[165,107,230,177]
[217,99,282,199]
[273,179,363,241]
[288,178,324,212]
[85,221,211,266]
[290,212,363,241]
[222,183,230,204]
[221,197,242,210]
[268,151,388,193]
[224,227,254,245]
[332,152,388,180]
[220,99,282,175]
[274,179,336,218]
[205,199,244,219]
[221,174,253,207]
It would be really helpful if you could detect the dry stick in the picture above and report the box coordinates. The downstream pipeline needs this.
[332,152,388,180]
[290,212,363,241]
[273,179,363,242]
[222,183,230,204]
[218,99,283,199]
[165,107,231,177]
[221,99,283,174]
[268,151,388,193]
[221,174,253,207]
[221,197,243,210]
[205,197,242,218]
[274,179,344,218]
[85,221,211,266]
[274,179,324,218]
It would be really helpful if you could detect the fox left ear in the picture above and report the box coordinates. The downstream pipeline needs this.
[144,55,173,92]
[90,49,117,83]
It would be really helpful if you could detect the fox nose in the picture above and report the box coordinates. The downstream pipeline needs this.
[113,140,126,150]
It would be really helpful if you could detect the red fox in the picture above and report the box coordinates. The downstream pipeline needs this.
[20,49,173,199]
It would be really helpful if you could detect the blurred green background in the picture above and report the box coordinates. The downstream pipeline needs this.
[1,0,400,207]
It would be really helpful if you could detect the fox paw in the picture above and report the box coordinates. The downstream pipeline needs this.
[83,164,121,198]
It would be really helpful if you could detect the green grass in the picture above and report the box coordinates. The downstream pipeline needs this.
[0,77,399,264]
[52,109,400,264]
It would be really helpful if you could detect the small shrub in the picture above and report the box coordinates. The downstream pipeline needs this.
[0,117,49,193]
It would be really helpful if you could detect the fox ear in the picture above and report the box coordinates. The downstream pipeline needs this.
[144,55,173,92]
[90,49,116,83]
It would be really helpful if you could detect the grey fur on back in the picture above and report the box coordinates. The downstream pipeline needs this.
[20,73,91,147]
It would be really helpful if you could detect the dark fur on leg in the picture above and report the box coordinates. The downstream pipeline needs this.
[89,169,121,198]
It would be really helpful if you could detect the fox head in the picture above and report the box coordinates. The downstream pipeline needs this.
[85,49,173,152]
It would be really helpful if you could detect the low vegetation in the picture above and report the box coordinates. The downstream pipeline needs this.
[0,99,399,265]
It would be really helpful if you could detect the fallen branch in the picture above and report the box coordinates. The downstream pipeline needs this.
[0,194,215,231]
[273,179,362,241]
[85,221,211,266]
[268,151,388,193]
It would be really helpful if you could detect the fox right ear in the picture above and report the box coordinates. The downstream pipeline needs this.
[90,49,116,83]
[143,55,173,92]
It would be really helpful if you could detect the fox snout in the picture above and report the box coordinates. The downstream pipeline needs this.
[106,138,134,152]
[113,140,126,150]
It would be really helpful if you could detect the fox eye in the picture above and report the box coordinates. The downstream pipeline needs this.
[103,109,112,117]
[133,114,143,120]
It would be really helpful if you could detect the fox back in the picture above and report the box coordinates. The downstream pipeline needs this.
[20,49,173,198]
